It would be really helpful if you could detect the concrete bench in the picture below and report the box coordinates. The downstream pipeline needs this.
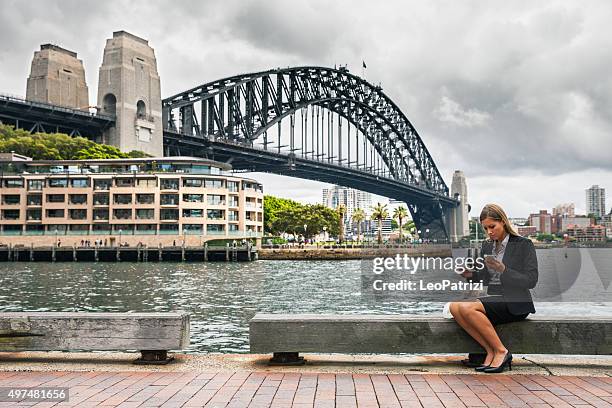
[249,314,611,364]
[0,312,190,364]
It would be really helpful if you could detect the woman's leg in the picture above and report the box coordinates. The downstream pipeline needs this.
[460,301,508,367]
[449,302,495,365]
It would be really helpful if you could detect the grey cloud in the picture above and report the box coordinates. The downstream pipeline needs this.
[1,0,611,216]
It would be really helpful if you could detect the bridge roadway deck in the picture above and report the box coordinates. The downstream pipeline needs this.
[0,352,610,407]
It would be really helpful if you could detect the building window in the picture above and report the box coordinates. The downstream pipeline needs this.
[160,179,179,190]
[93,209,109,220]
[27,194,42,206]
[227,181,239,192]
[136,194,155,204]
[115,178,134,187]
[183,194,203,202]
[182,209,203,218]
[228,210,239,222]
[46,194,65,203]
[2,209,20,220]
[2,195,20,205]
[159,224,179,233]
[93,179,111,190]
[93,193,109,205]
[137,178,156,188]
[102,93,117,115]
[207,194,226,205]
[205,179,224,189]
[3,179,24,188]
[25,225,44,234]
[71,179,89,188]
[69,194,88,205]
[161,194,179,205]
[113,194,132,204]
[207,224,225,233]
[2,225,22,234]
[183,178,203,188]
[136,209,154,219]
[70,224,89,233]
[136,224,157,233]
[69,209,87,220]
[229,224,239,232]
[136,100,146,118]
[113,209,132,220]
[207,209,225,220]
[160,209,179,220]
[183,224,203,234]
[48,178,68,188]
[28,180,44,190]
[46,209,64,218]
[228,196,239,207]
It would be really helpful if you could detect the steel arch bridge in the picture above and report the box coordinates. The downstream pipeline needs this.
[162,66,458,240]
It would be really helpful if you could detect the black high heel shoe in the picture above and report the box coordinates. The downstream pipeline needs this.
[484,352,512,373]
[474,364,491,372]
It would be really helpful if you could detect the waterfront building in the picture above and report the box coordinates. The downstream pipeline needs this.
[566,224,607,243]
[560,215,592,232]
[516,225,537,237]
[0,156,263,246]
[528,210,552,234]
[586,185,606,219]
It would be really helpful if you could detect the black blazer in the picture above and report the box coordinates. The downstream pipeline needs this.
[470,234,538,315]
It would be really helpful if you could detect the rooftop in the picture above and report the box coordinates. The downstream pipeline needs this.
[40,44,77,58]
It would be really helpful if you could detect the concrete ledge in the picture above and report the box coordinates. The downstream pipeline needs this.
[0,312,190,352]
[249,314,611,355]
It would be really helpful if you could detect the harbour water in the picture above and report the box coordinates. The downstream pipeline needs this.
[0,248,610,353]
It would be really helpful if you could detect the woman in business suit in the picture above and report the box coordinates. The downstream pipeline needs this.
[449,204,538,373]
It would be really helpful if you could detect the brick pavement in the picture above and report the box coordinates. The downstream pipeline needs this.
[0,370,610,407]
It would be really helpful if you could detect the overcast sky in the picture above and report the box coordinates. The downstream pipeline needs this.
[1,0,611,218]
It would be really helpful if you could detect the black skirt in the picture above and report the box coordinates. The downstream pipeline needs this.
[479,295,530,325]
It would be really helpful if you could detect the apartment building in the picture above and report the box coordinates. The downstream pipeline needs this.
[0,156,264,246]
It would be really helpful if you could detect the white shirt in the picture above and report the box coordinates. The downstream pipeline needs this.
[489,233,509,285]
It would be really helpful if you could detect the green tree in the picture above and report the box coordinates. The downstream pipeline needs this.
[0,124,149,160]
[352,208,366,242]
[336,204,347,243]
[263,195,301,234]
[371,202,389,244]
[393,206,409,243]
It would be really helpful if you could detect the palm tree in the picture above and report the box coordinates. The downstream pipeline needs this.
[371,202,389,244]
[336,204,347,243]
[352,208,366,242]
[393,206,409,243]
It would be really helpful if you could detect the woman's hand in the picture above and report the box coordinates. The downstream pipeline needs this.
[461,270,473,278]
[485,257,506,273]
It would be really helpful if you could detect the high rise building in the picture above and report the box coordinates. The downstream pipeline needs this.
[552,203,575,217]
[26,44,89,110]
[450,170,469,242]
[322,185,372,221]
[528,210,552,234]
[586,185,606,219]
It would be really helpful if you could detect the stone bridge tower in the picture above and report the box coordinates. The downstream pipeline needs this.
[450,170,470,242]
[26,44,89,110]
[97,31,163,156]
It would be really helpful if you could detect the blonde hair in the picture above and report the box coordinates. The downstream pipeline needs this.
[479,203,519,236]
